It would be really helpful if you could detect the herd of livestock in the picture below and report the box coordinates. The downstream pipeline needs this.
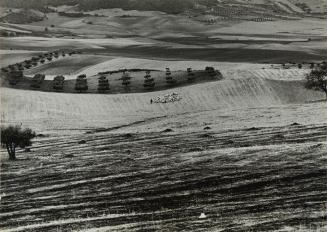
[151,93,182,104]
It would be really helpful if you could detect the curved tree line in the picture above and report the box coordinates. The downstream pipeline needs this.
[2,58,223,93]
[54,66,221,93]
[1,49,79,87]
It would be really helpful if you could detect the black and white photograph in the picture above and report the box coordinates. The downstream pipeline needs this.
[0,0,326,231]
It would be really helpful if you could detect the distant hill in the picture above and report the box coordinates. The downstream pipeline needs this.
[0,9,45,24]
[289,0,327,13]
[0,0,325,15]
[0,0,193,14]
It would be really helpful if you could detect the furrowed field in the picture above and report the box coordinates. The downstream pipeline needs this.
[1,3,327,231]
[1,123,326,231]
[1,62,327,231]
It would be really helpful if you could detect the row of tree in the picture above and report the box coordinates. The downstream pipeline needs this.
[2,50,78,86]
[121,67,217,91]
[74,68,205,93]
[5,66,221,92]
[282,62,325,70]
[3,50,78,73]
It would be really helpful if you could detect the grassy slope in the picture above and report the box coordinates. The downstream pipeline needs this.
[1,123,326,232]
[1,69,325,134]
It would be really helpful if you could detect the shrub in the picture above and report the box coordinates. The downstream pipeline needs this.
[98,76,110,92]
[75,74,88,93]
[53,75,65,91]
[187,68,195,81]
[305,67,327,99]
[1,126,36,160]
[165,67,176,85]
[8,70,23,85]
[31,74,45,88]
[144,71,155,89]
[121,71,131,88]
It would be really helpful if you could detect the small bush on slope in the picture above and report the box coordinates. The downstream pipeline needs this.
[1,126,36,160]
[305,62,327,99]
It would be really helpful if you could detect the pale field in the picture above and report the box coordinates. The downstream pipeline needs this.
[290,0,327,13]
[275,0,304,13]
[1,11,326,71]
[1,68,325,135]
[0,49,44,54]
[77,58,272,77]
[24,54,114,76]
[209,18,327,36]
[0,25,31,34]
[2,8,326,39]
[0,36,153,50]
[0,33,325,71]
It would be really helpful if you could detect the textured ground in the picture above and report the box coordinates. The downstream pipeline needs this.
[1,123,326,232]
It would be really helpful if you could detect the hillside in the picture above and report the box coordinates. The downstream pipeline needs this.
[290,0,327,13]
[1,68,325,134]
[0,9,45,24]
[1,122,326,232]
[0,0,326,15]
[1,65,327,231]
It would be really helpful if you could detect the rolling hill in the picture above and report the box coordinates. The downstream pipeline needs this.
[0,0,326,16]
[1,68,325,134]
[1,64,326,232]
